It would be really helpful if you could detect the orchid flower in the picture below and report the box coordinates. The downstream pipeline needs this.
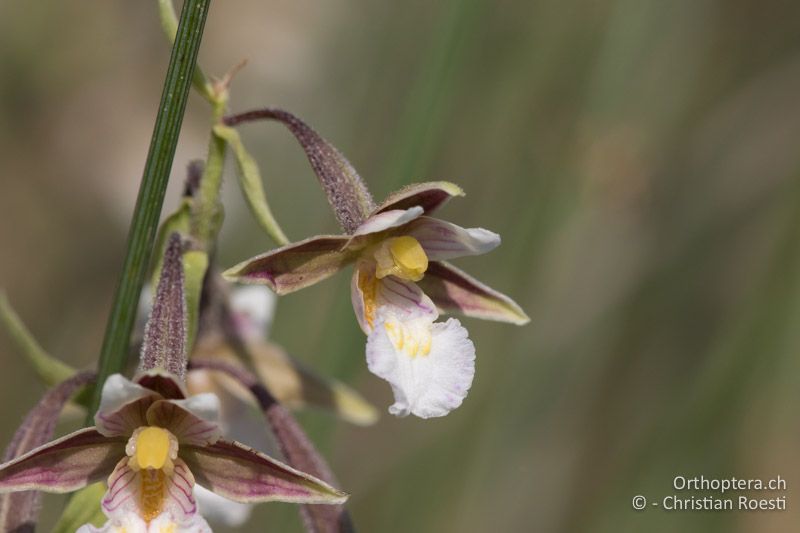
[225,182,529,418]
[0,371,344,532]
[0,235,346,531]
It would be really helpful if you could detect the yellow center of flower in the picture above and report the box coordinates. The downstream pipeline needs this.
[374,236,429,282]
[140,469,167,523]
[125,426,179,524]
[135,427,171,470]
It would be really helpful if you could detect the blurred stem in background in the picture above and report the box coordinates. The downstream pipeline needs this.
[382,0,483,190]
[87,0,211,417]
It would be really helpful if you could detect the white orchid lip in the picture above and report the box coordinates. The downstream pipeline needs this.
[76,510,213,533]
[367,309,475,419]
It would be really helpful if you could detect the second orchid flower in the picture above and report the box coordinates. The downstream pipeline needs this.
[223,114,529,419]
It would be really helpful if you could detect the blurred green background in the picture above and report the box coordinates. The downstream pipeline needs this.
[2,1,800,531]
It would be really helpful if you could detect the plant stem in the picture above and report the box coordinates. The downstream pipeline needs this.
[87,0,212,417]
[193,99,228,243]
[0,291,75,386]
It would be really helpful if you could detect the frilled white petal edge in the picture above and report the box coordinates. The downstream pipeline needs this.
[77,511,212,533]
[194,484,253,527]
[405,216,501,261]
[230,285,277,341]
[351,207,424,237]
[366,312,475,418]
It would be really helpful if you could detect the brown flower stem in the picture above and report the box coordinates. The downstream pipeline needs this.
[224,108,376,233]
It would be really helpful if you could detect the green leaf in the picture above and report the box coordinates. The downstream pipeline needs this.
[213,124,290,246]
[0,291,76,386]
[52,482,106,533]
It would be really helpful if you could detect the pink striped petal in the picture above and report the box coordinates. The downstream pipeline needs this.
[377,276,438,322]
[223,235,355,295]
[351,267,438,334]
[95,374,160,437]
[146,396,222,447]
[0,428,125,493]
[101,457,198,524]
[405,216,500,261]
[373,181,464,215]
[418,262,530,325]
[100,458,136,517]
[181,439,347,505]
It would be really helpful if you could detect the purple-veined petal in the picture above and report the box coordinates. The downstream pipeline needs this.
[0,428,125,493]
[223,235,355,295]
[146,396,222,447]
[100,457,200,527]
[373,181,464,216]
[367,311,475,418]
[135,370,187,400]
[405,216,500,261]
[0,371,95,532]
[378,275,438,321]
[181,439,347,505]
[418,261,530,325]
[351,267,438,334]
[95,374,161,437]
[350,207,424,238]
[99,458,137,520]
[351,267,439,333]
